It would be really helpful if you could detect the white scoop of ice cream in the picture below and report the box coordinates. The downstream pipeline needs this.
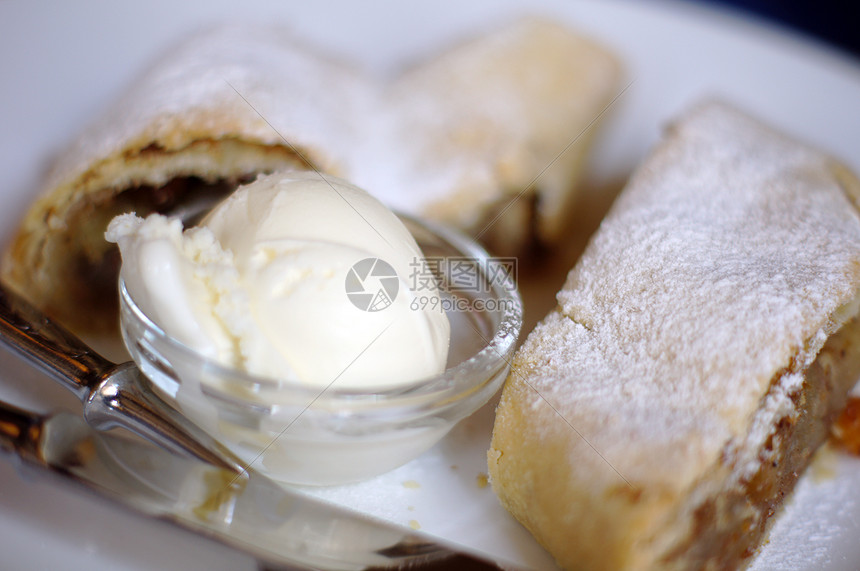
[107,171,450,389]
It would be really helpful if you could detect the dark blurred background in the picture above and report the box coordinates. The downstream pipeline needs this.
[694,0,859,58]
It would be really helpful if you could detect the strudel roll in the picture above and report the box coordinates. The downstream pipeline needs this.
[1,19,620,336]
[488,101,860,570]
[0,24,364,334]
[367,17,621,252]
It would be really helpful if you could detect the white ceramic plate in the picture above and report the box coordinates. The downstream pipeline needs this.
[2,1,860,569]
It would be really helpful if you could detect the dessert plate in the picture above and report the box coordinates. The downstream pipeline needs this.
[1,0,860,569]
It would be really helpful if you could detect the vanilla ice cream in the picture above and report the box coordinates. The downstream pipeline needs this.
[107,171,450,389]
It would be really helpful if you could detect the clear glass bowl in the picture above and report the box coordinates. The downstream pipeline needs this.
[119,214,522,486]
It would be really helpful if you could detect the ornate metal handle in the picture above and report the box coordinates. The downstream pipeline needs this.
[0,281,242,474]
[0,282,112,399]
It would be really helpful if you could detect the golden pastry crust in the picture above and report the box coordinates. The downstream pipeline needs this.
[0,24,362,334]
[373,18,622,248]
[1,19,620,336]
[488,101,860,570]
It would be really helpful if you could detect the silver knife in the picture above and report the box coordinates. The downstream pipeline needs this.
[0,399,458,570]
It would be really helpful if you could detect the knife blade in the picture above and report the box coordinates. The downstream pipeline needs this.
[0,400,459,570]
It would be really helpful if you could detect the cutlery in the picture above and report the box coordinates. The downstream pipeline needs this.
[0,399,453,570]
[0,280,463,568]
[0,280,242,473]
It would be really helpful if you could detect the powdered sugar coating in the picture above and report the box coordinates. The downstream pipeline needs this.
[352,18,620,241]
[45,23,373,192]
[488,100,860,570]
[504,101,860,489]
[44,18,619,237]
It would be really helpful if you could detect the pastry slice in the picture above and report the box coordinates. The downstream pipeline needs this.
[363,17,621,253]
[488,100,860,570]
[1,19,620,337]
[0,24,370,335]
